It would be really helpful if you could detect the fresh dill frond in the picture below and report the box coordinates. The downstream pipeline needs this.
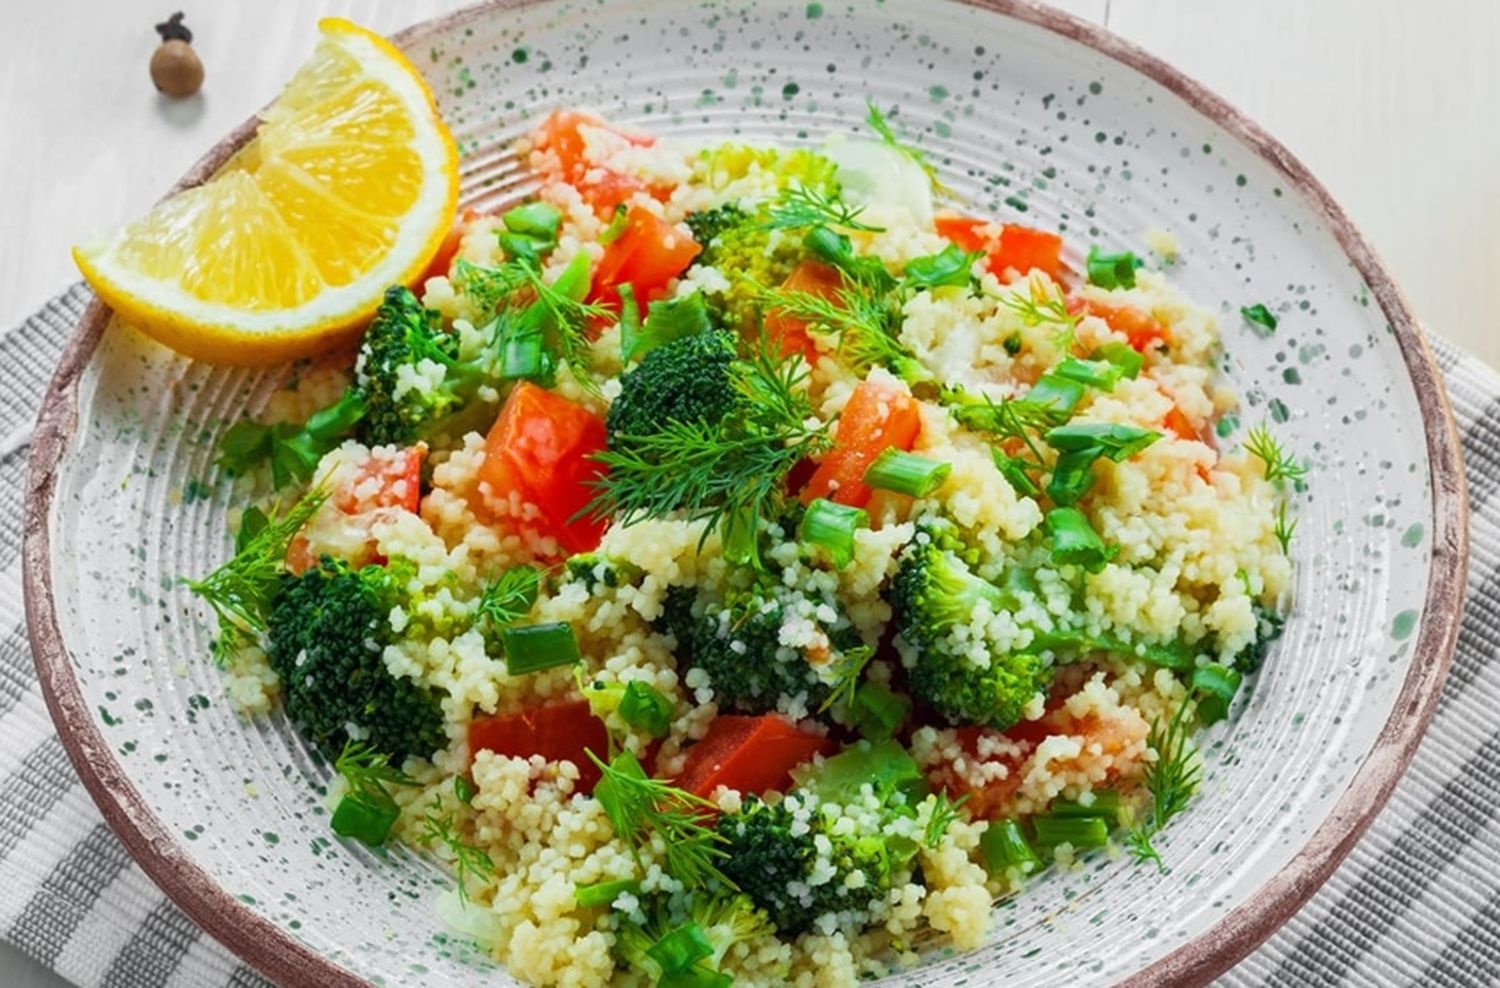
[922,791,969,848]
[184,486,328,665]
[1273,499,1297,554]
[1123,699,1201,871]
[476,565,541,629]
[336,740,417,794]
[818,643,875,714]
[1244,424,1307,487]
[418,794,496,906]
[996,273,1079,353]
[942,389,1065,462]
[453,257,529,314]
[762,185,884,233]
[589,749,733,891]
[865,100,952,196]
[753,280,924,380]
[585,342,832,549]
[521,263,612,393]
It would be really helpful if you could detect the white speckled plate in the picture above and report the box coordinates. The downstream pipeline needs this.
[24,1,1467,986]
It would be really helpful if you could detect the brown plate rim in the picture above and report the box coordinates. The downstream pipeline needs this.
[22,1,1469,986]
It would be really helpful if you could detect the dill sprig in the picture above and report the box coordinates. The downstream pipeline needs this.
[418,794,496,906]
[336,740,416,800]
[585,343,831,549]
[995,273,1079,353]
[922,791,969,848]
[520,263,613,393]
[589,749,732,890]
[943,389,1065,463]
[865,101,952,197]
[1273,499,1298,554]
[476,565,541,629]
[762,185,884,233]
[184,486,328,665]
[1123,699,1201,871]
[818,643,875,714]
[1244,424,1307,487]
[753,280,925,381]
[453,257,529,314]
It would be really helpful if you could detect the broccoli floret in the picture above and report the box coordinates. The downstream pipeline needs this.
[683,203,750,251]
[717,794,889,935]
[670,580,861,715]
[265,557,445,762]
[604,330,740,447]
[355,285,497,448]
[562,552,644,592]
[890,535,1053,730]
[685,207,807,335]
[615,893,775,984]
[1232,603,1285,674]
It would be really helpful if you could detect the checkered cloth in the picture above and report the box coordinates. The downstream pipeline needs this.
[0,286,1494,986]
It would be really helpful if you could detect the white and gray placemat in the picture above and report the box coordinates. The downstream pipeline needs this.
[0,286,1493,987]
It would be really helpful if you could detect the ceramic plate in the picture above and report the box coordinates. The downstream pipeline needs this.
[24,1,1467,985]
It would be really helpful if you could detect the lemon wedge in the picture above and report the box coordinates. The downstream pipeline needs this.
[73,18,459,366]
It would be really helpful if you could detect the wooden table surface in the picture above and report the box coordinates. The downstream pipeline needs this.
[0,1,1495,985]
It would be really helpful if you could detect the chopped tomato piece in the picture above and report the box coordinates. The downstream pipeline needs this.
[991,224,1064,280]
[479,382,609,554]
[531,110,658,215]
[588,205,701,308]
[673,715,836,799]
[764,260,842,364]
[1163,405,1198,443]
[1072,297,1170,352]
[801,378,922,508]
[935,213,1065,281]
[469,700,610,793]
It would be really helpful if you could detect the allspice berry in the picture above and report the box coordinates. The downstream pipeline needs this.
[151,12,203,98]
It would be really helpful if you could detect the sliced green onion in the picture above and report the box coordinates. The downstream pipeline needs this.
[799,498,869,569]
[647,922,715,975]
[619,681,674,738]
[903,243,982,289]
[330,792,399,847]
[804,225,857,268]
[980,818,1043,875]
[1025,373,1086,415]
[851,681,911,741]
[218,420,274,475]
[234,506,269,553]
[1044,506,1117,573]
[1090,341,1144,379]
[1240,303,1278,334]
[549,249,593,301]
[502,201,563,240]
[992,449,1042,498]
[498,230,548,263]
[1046,446,1101,506]
[1086,246,1139,290]
[624,292,712,363]
[1002,332,1023,356]
[599,204,630,245]
[863,448,952,498]
[1052,357,1126,392]
[1191,662,1243,725]
[617,283,643,362]
[497,317,549,381]
[453,775,476,805]
[1032,814,1110,849]
[303,387,368,443]
[501,622,582,675]
[573,877,641,909]
[1045,422,1162,461]
[1047,790,1121,819]
[660,967,733,988]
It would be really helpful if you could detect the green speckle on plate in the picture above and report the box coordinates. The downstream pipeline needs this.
[1391,609,1418,641]
[1401,523,1424,547]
